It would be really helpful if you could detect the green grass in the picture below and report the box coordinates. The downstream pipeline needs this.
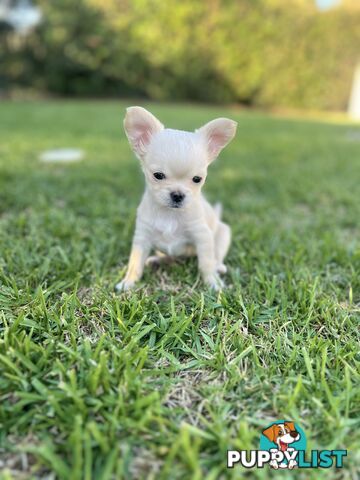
[0,100,359,479]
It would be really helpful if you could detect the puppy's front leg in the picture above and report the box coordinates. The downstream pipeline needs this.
[115,242,149,292]
[193,226,223,290]
[116,217,151,292]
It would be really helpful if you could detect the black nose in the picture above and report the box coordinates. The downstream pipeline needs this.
[290,431,299,439]
[170,191,185,204]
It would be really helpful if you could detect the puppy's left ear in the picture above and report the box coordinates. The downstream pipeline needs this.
[197,118,237,164]
[285,422,296,431]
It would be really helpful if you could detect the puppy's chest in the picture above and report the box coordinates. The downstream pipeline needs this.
[151,215,191,255]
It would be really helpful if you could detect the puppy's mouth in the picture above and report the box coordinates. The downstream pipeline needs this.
[169,203,183,209]
[279,440,288,451]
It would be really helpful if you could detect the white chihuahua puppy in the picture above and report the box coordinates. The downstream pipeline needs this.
[115,107,237,291]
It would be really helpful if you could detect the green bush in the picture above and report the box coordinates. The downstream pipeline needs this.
[1,0,360,110]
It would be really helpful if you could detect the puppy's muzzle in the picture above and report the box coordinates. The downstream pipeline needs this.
[290,431,299,439]
[170,191,185,207]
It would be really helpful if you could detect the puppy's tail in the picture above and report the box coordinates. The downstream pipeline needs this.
[214,202,222,219]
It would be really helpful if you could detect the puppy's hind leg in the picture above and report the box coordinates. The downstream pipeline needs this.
[146,245,195,267]
[146,250,169,266]
[214,222,231,274]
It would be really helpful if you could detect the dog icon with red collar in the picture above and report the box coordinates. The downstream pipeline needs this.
[262,421,300,469]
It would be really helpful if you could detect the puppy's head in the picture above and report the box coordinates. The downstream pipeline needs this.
[262,422,300,451]
[124,106,237,209]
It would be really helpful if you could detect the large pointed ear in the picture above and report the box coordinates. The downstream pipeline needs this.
[262,424,277,443]
[197,117,237,164]
[124,106,164,160]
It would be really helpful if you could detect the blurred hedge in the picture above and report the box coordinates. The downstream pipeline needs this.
[1,0,360,110]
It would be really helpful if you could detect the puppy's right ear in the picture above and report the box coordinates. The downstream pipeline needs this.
[124,106,164,160]
[262,424,277,443]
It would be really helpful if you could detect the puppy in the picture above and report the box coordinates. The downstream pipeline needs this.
[262,422,300,469]
[115,106,237,292]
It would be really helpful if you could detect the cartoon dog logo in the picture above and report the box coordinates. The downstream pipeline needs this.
[262,421,301,469]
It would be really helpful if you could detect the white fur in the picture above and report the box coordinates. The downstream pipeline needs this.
[116,107,237,291]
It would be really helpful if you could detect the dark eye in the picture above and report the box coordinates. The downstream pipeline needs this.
[192,176,202,183]
[154,172,166,180]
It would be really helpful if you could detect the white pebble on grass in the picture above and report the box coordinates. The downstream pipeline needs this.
[39,148,84,163]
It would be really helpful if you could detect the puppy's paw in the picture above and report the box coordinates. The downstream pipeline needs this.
[204,274,224,291]
[145,255,162,267]
[217,263,227,274]
[114,279,135,293]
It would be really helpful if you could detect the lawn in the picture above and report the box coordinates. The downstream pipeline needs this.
[0,100,359,479]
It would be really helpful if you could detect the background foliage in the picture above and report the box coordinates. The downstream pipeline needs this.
[1,0,360,109]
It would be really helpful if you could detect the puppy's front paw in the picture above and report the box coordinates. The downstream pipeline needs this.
[114,279,135,293]
[204,274,224,291]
